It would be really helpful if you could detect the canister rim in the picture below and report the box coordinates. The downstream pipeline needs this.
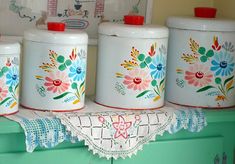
[98,22,169,39]
[0,41,20,55]
[167,16,235,32]
[24,28,88,45]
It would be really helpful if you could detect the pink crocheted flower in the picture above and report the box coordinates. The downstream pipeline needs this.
[44,71,70,94]
[113,115,132,139]
[123,69,151,91]
[185,64,213,87]
[0,80,8,101]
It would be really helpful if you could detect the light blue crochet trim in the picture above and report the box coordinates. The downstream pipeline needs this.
[168,109,207,134]
[19,117,76,152]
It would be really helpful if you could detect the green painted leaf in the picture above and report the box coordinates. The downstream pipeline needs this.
[82,90,85,95]
[14,83,19,91]
[227,86,234,92]
[57,56,65,63]
[215,77,222,84]
[0,97,11,106]
[53,92,70,100]
[80,81,85,89]
[0,72,3,78]
[71,83,77,89]
[197,86,215,92]
[138,54,145,61]
[206,50,214,57]
[136,90,151,98]
[145,56,152,64]
[151,80,157,87]
[200,55,208,62]
[65,59,72,66]
[2,66,9,73]
[140,62,147,68]
[224,76,234,86]
[9,86,13,92]
[160,78,165,87]
[58,64,66,71]
[198,47,206,55]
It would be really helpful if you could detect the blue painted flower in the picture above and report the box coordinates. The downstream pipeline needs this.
[211,51,235,76]
[6,67,19,86]
[69,59,86,81]
[149,54,166,79]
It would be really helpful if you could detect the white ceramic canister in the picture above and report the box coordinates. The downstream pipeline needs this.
[0,41,20,116]
[95,16,169,109]
[21,23,88,111]
[166,16,235,108]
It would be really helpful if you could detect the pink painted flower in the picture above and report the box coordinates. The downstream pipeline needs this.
[44,71,70,94]
[123,69,151,91]
[0,80,8,101]
[185,64,213,87]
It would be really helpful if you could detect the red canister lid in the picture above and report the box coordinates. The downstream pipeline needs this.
[124,15,144,25]
[47,22,65,31]
[194,7,217,18]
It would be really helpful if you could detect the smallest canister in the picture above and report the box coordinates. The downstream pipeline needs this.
[0,41,20,116]
[95,15,169,109]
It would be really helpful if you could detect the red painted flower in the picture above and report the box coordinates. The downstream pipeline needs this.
[0,80,8,101]
[123,69,151,91]
[148,44,156,56]
[212,36,221,51]
[69,49,77,61]
[185,64,213,87]
[6,58,11,67]
[44,71,70,93]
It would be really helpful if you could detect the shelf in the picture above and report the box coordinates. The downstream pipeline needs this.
[1,108,235,135]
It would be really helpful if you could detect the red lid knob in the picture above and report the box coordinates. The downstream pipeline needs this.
[124,15,144,25]
[194,7,217,18]
[47,22,65,31]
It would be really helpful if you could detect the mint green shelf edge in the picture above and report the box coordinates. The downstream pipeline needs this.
[1,109,235,134]
[0,109,235,164]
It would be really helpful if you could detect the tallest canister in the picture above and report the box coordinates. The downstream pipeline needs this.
[166,11,235,108]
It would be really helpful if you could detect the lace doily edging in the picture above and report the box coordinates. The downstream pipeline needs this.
[57,112,176,160]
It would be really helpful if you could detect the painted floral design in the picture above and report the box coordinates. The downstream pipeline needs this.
[6,67,19,86]
[116,44,167,102]
[185,64,213,87]
[0,80,8,101]
[44,71,70,94]
[69,59,86,81]
[150,54,166,79]
[177,37,235,104]
[123,69,151,91]
[212,36,222,51]
[0,58,19,109]
[211,51,235,76]
[35,48,86,105]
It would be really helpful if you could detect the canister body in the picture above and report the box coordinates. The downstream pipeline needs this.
[0,50,20,115]
[96,35,168,109]
[166,28,235,108]
[21,41,87,111]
